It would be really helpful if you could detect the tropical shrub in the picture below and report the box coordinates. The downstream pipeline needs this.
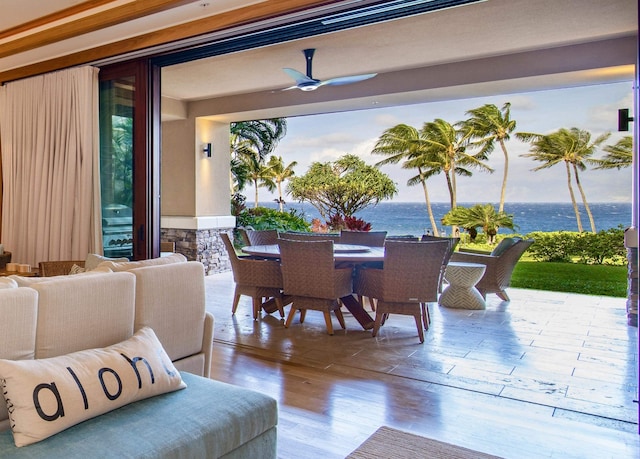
[573,227,626,265]
[442,204,515,244]
[525,231,576,262]
[525,228,625,265]
[236,206,310,232]
[230,192,247,216]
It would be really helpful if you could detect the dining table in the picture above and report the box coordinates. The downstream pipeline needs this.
[242,243,385,330]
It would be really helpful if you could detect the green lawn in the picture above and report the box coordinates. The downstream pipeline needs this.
[510,261,627,297]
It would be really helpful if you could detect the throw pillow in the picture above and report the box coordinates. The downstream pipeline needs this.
[490,237,519,257]
[69,263,86,274]
[84,253,129,271]
[99,252,187,272]
[0,327,185,447]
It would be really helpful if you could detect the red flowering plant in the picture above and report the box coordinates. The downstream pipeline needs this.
[326,214,371,232]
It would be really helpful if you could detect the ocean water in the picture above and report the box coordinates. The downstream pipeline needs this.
[252,201,633,236]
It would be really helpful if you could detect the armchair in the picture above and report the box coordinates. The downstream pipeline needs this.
[450,238,534,301]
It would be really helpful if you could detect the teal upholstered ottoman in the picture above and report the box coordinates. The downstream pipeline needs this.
[0,372,277,458]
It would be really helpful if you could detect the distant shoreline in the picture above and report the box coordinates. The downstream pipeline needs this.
[249,201,633,236]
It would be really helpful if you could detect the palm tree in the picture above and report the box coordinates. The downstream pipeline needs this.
[244,154,276,208]
[592,135,632,170]
[230,118,288,205]
[421,118,493,210]
[371,124,442,235]
[230,146,251,195]
[462,103,517,213]
[518,127,610,233]
[230,118,287,162]
[442,203,515,244]
[267,156,298,211]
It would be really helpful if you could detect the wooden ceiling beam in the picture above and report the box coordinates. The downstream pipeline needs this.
[0,0,117,39]
[0,0,334,84]
[0,0,196,58]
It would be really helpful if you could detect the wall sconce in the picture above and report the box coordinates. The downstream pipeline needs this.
[203,143,212,157]
[618,108,634,132]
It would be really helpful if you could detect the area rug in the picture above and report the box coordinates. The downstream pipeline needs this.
[346,426,504,459]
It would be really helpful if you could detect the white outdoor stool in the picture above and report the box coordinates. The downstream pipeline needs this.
[439,261,487,310]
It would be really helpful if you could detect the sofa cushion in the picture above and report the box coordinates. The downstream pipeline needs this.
[0,288,38,432]
[0,372,277,458]
[0,327,186,447]
[30,271,135,359]
[0,278,17,289]
[98,253,186,272]
[8,266,113,286]
[131,262,206,363]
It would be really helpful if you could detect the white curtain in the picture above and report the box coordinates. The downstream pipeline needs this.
[0,66,102,267]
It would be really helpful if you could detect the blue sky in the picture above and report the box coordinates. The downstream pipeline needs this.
[261,81,633,204]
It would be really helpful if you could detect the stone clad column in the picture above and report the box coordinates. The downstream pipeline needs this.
[161,114,233,274]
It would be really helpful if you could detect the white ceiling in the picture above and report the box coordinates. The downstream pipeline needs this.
[1,0,637,122]
[162,0,637,100]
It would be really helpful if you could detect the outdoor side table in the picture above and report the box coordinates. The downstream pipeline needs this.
[439,261,487,310]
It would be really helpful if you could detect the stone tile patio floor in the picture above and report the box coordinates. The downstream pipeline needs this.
[204,271,638,432]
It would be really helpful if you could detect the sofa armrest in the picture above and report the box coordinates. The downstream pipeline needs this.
[202,312,214,378]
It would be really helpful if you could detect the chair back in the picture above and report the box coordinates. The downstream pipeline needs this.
[421,235,460,266]
[381,240,449,303]
[494,238,534,285]
[490,237,521,256]
[237,228,251,246]
[279,231,341,243]
[385,235,419,241]
[245,229,279,246]
[39,260,86,276]
[278,239,338,299]
[340,230,387,247]
[221,233,241,281]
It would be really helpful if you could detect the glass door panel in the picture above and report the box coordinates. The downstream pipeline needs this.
[99,77,134,259]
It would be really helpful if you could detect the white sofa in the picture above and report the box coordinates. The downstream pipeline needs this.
[0,256,277,457]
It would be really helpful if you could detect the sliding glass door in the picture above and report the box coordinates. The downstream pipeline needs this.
[98,60,159,260]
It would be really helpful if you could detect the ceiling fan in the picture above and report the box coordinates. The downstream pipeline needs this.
[282,48,377,91]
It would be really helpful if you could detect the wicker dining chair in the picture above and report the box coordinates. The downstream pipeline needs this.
[340,231,387,310]
[39,260,86,277]
[354,240,449,343]
[244,229,280,246]
[340,230,387,247]
[278,238,353,335]
[278,231,341,243]
[421,235,460,292]
[450,238,534,301]
[221,233,288,320]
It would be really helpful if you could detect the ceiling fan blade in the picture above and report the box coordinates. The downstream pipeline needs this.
[318,73,378,87]
[282,67,322,91]
[283,68,317,85]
